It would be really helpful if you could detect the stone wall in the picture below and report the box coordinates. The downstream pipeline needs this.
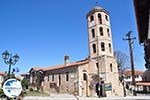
[43,66,78,94]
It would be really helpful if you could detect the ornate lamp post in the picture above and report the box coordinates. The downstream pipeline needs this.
[2,50,20,79]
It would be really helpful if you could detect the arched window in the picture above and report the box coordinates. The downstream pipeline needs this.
[66,72,69,81]
[92,44,96,53]
[107,28,110,37]
[98,13,101,19]
[90,15,94,22]
[52,74,54,81]
[109,43,112,52]
[47,75,50,81]
[100,27,103,36]
[59,73,61,86]
[105,15,108,21]
[96,63,99,68]
[98,13,102,24]
[101,42,105,51]
[83,73,87,81]
[110,63,113,72]
[91,29,95,38]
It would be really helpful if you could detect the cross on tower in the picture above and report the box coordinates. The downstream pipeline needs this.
[95,0,100,6]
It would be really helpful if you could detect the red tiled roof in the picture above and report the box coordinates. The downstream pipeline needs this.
[0,72,5,76]
[30,59,89,72]
[124,70,143,76]
[136,82,150,86]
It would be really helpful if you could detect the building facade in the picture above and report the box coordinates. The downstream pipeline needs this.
[123,70,143,91]
[136,69,150,92]
[21,73,30,81]
[134,0,150,91]
[124,70,143,83]
[86,6,123,96]
[29,5,124,97]
[134,0,150,69]
[0,72,5,88]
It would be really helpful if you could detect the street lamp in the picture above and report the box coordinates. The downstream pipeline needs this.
[2,50,20,79]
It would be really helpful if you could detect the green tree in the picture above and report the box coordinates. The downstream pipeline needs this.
[35,70,44,91]
[21,79,29,90]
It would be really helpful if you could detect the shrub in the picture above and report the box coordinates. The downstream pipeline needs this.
[21,79,29,90]
[29,88,33,91]
[0,88,3,94]
[0,88,6,98]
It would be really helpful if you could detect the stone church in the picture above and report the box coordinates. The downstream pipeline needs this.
[29,5,124,97]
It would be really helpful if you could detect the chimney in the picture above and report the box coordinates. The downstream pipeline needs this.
[64,55,69,66]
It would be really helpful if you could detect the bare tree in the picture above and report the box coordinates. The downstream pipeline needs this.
[114,50,129,96]
[114,50,129,75]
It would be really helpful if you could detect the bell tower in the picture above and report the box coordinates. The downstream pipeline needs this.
[86,5,116,76]
[86,5,124,97]
[86,6,113,59]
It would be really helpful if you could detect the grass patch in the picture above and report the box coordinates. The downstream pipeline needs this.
[24,90,49,97]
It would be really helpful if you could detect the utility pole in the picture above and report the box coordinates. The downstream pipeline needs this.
[123,31,136,96]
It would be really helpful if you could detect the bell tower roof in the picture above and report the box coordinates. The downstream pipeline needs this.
[93,6,103,10]
[86,6,109,19]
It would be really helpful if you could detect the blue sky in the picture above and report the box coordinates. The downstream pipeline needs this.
[0,0,145,75]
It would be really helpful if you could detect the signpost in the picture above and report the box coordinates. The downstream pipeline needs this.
[105,83,112,91]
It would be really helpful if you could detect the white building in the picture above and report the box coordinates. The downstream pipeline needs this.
[123,70,143,91]
[124,70,143,83]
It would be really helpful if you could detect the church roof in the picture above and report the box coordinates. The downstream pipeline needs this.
[30,58,89,72]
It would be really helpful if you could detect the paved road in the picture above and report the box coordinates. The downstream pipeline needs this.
[23,96,150,100]
[1,94,150,100]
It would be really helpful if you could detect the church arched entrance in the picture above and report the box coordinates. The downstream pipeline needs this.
[95,81,105,97]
